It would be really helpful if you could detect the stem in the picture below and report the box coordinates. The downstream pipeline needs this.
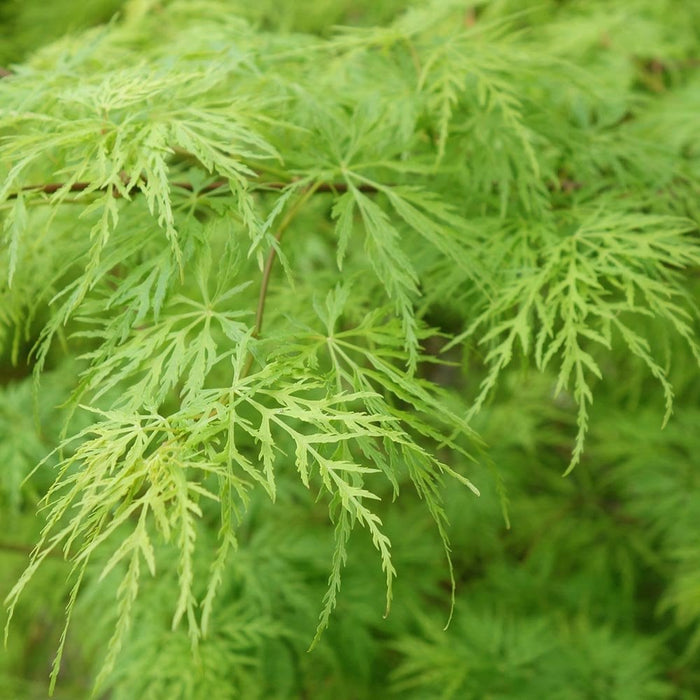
[242,181,321,377]
[253,229,285,340]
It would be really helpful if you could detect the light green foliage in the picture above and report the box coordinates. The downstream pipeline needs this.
[0,0,699,697]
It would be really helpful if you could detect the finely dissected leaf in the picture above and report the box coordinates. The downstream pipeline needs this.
[3,193,27,287]
[446,211,700,471]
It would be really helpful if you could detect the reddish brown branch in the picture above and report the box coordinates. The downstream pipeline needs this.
[241,182,322,377]
[8,177,378,200]
[254,229,285,339]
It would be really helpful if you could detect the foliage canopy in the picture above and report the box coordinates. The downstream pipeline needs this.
[1,0,699,697]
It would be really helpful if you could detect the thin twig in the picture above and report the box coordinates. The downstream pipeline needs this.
[242,181,322,377]
[253,228,286,339]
